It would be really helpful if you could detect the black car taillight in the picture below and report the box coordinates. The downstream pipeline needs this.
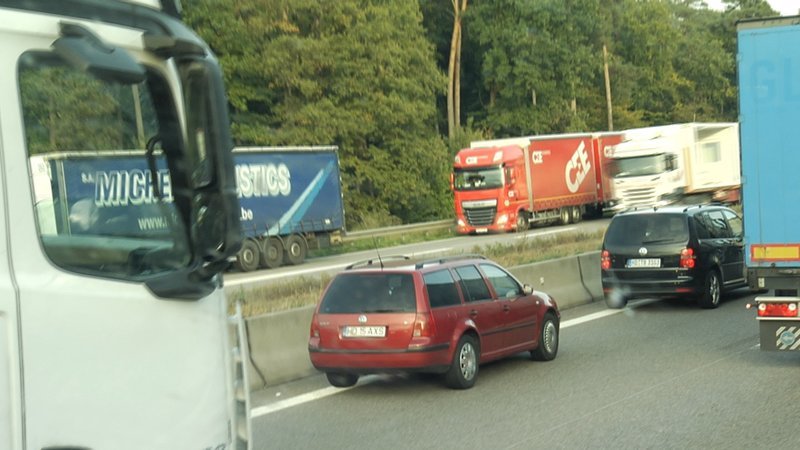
[679,248,695,269]
[601,250,611,270]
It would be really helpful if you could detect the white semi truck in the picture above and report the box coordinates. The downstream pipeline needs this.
[606,122,740,212]
[1,1,250,449]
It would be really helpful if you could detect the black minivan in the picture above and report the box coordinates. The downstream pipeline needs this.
[601,204,746,309]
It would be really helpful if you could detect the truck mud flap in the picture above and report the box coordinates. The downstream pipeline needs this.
[759,321,800,351]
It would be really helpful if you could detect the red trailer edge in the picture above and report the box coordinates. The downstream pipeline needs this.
[453,132,621,234]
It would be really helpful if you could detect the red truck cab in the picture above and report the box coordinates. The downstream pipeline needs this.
[452,132,624,235]
[452,145,527,234]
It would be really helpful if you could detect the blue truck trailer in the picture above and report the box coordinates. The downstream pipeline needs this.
[32,146,345,273]
[738,16,800,350]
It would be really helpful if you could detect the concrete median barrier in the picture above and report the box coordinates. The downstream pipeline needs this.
[245,251,602,390]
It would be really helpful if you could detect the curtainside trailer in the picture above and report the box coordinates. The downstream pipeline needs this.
[738,15,800,350]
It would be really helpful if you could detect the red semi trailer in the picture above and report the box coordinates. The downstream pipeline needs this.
[453,132,622,234]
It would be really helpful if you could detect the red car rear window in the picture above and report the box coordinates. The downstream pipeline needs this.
[320,273,416,314]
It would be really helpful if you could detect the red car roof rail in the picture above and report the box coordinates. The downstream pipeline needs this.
[346,255,411,270]
[414,254,487,269]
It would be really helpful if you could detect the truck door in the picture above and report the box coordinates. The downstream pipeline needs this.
[2,12,234,449]
[0,145,22,450]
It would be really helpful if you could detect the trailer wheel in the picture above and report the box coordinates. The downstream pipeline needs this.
[559,207,570,225]
[260,237,284,269]
[234,239,261,272]
[284,234,308,265]
[570,206,582,223]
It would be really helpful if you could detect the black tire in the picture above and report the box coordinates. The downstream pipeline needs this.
[570,206,582,224]
[444,335,479,389]
[559,207,570,225]
[234,239,260,272]
[531,312,559,361]
[698,269,721,309]
[260,237,284,269]
[515,211,529,232]
[326,372,358,388]
[284,234,308,265]
[604,292,627,309]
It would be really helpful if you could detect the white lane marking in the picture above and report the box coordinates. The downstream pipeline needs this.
[251,301,646,418]
[250,386,354,417]
[250,375,381,417]
[560,299,659,328]
[561,309,620,328]
[516,227,577,240]
[226,248,453,286]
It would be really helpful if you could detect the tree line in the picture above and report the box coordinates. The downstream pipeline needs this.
[183,0,777,230]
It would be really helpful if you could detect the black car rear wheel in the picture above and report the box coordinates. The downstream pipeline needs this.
[326,372,358,388]
[698,270,721,309]
[604,292,627,309]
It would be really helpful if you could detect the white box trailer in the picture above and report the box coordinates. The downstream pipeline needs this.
[607,122,740,212]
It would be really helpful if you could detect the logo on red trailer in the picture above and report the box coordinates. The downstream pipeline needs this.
[565,141,592,193]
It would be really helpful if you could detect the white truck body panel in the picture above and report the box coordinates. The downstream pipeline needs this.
[608,122,740,211]
[1,4,245,449]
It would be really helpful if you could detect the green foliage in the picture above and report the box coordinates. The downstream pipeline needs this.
[184,0,765,226]
[184,0,450,228]
[20,65,148,154]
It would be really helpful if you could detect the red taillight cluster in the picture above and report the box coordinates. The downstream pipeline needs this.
[601,250,611,270]
[413,313,436,337]
[409,312,437,349]
[680,248,695,269]
[758,302,799,318]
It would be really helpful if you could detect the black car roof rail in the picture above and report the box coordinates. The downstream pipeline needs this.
[346,255,411,270]
[414,254,487,269]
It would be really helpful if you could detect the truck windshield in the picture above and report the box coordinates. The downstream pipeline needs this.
[20,52,191,280]
[453,167,504,191]
[610,154,668,178]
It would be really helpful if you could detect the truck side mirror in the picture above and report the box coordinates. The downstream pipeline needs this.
[176,57,242,269]
[449,173,455,191]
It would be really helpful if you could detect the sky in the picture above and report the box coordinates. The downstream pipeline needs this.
[706,0,799,16]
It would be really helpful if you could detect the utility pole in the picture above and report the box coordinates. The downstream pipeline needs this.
[603,44,613,131]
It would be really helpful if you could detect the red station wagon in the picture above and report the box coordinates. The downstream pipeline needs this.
[308,255,560,389]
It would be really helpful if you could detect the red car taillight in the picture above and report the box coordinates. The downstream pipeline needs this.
[413,312,436,337]
[309,318,321,348]
[758,302,799,318]
[409,312,436,349]
[601,250,611,270]
[679,248,695,269]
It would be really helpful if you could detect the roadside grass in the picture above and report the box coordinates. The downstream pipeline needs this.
[231,228,605,317]
[309,227,456,257]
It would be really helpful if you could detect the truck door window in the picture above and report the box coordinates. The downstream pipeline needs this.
[19,52,191,280]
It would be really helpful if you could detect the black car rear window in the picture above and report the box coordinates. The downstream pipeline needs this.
[605,213,689,246]
[319,273,416,314]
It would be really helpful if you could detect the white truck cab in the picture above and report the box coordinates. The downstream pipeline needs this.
[0,1,249,448]
[607,122,740,212]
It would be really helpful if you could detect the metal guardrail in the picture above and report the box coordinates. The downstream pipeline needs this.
[342,219,453,242]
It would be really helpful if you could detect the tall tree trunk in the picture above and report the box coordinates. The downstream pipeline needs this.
[447,0,467,140]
